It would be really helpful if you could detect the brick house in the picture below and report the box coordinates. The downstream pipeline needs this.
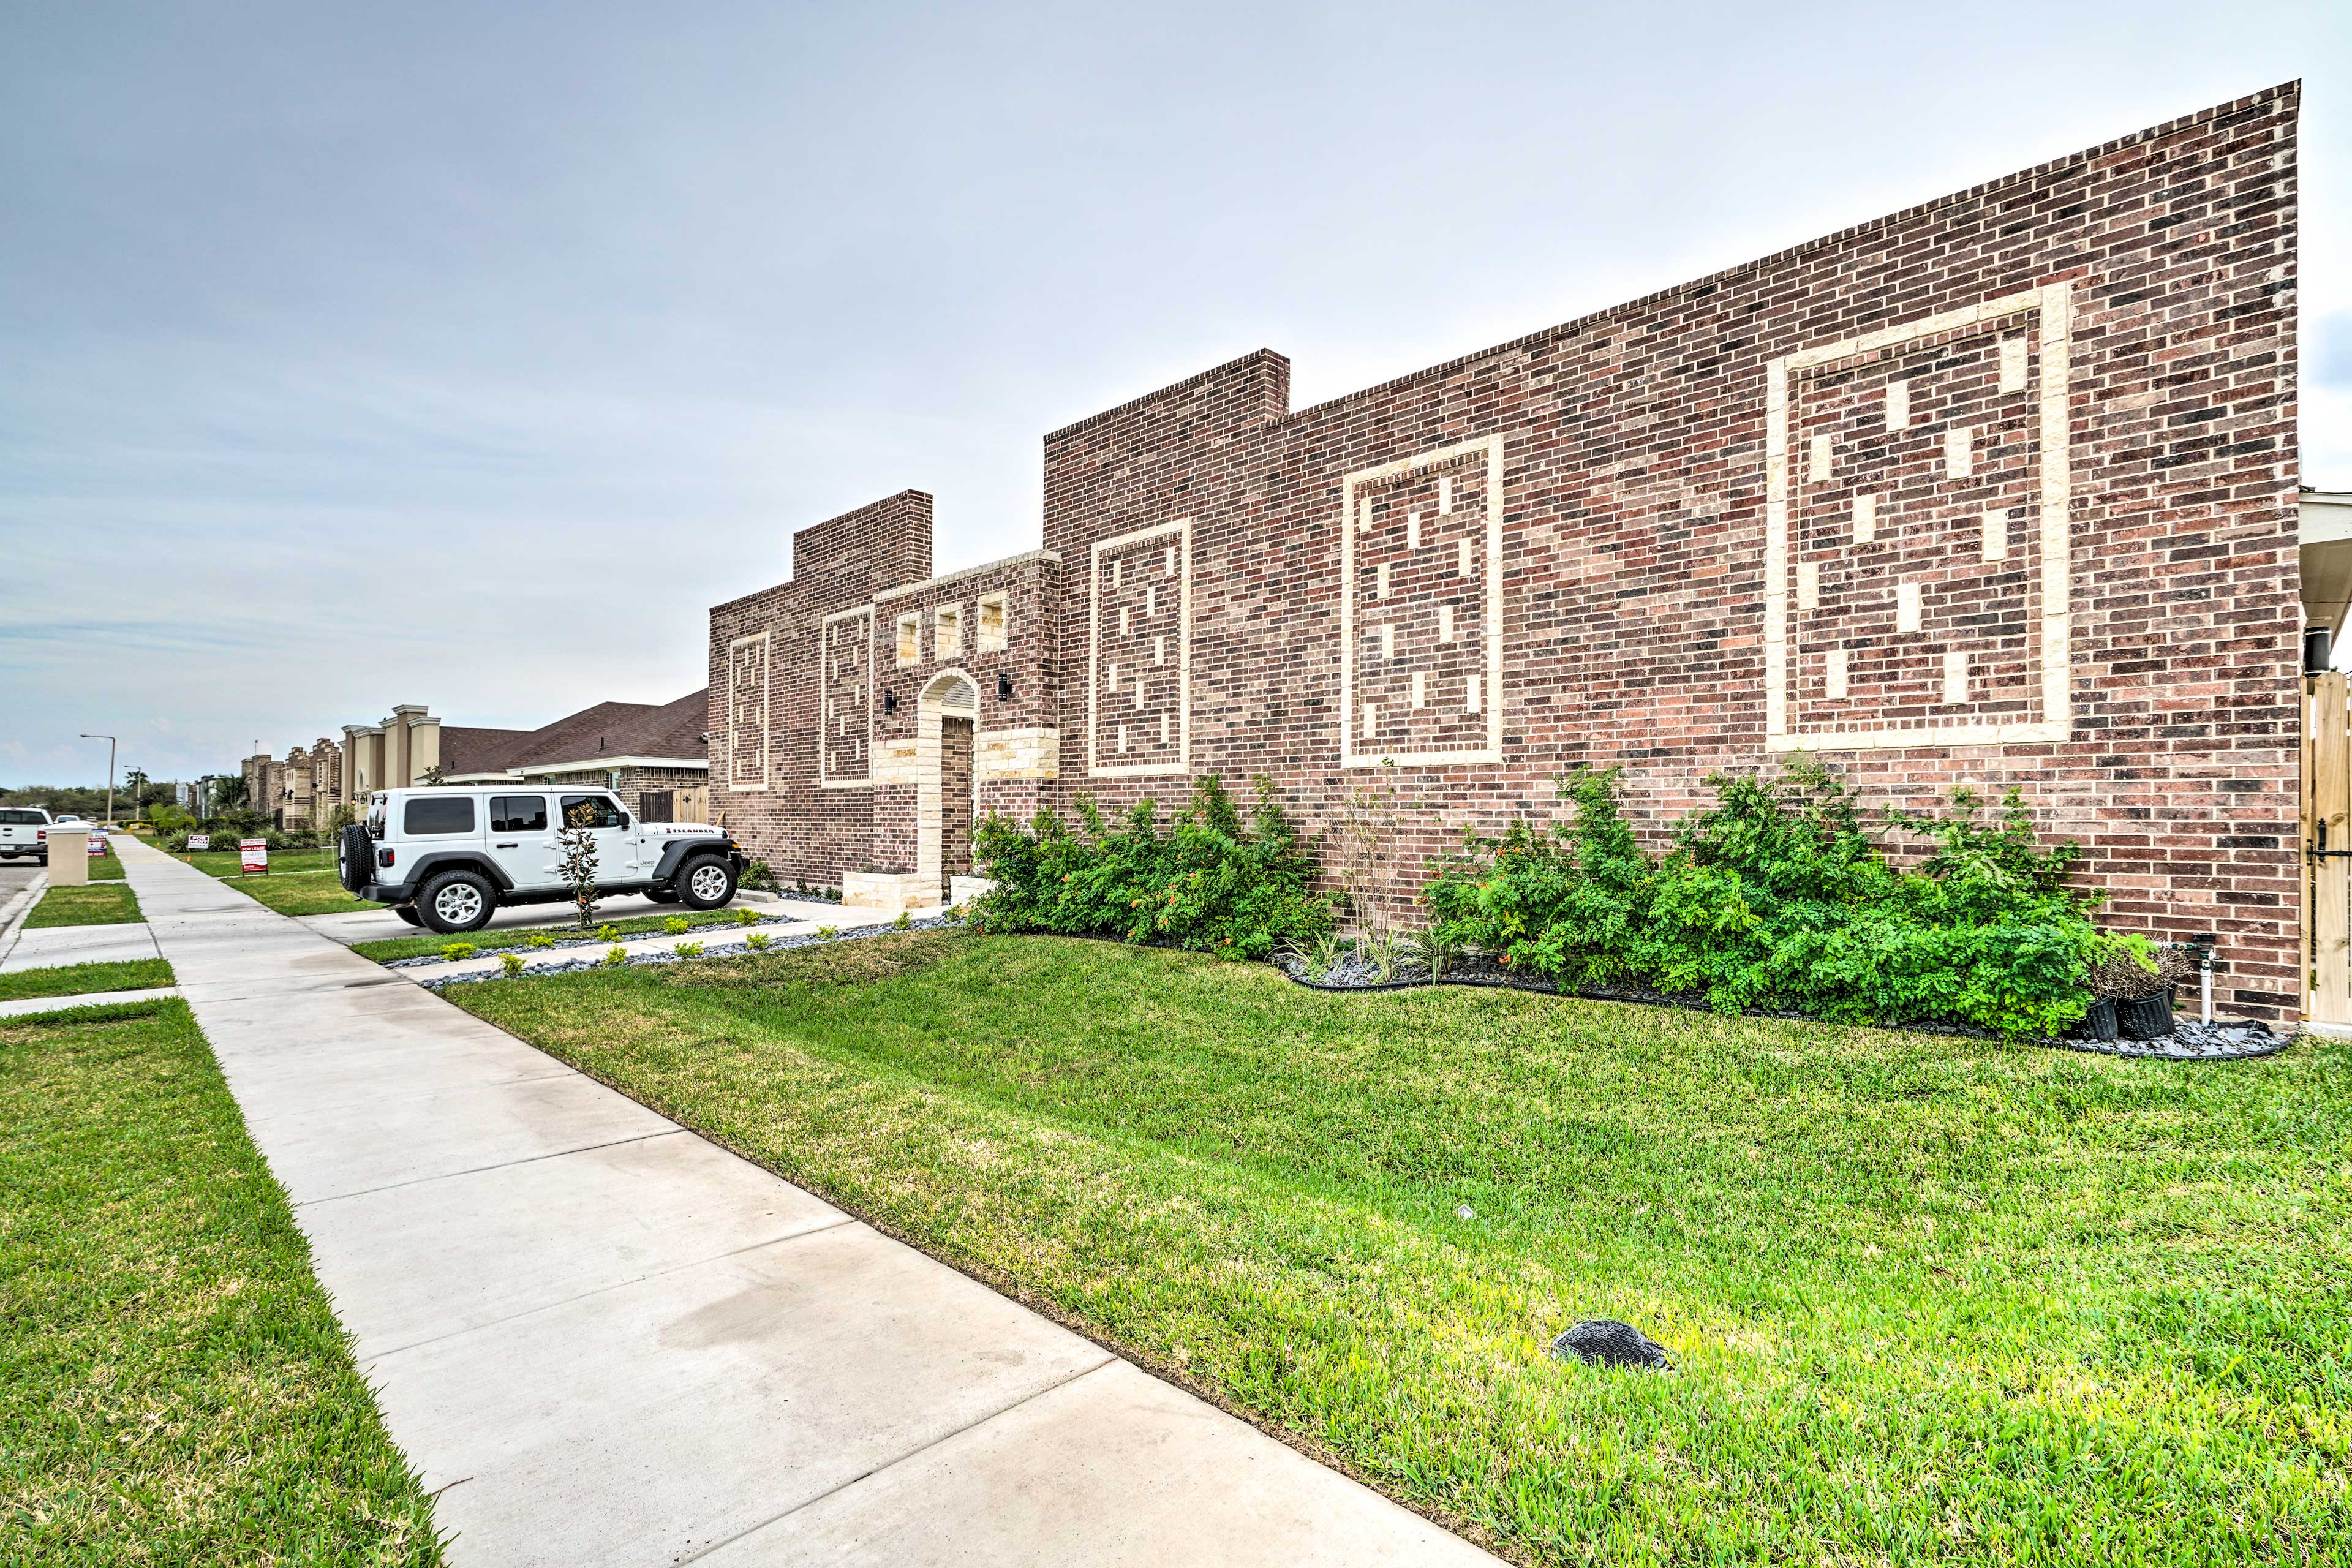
[709,87,2303,1017]
[325,696,710,822]
[437,691,712,822]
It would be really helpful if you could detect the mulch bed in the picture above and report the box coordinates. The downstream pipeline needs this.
[1275,952,2291,1062]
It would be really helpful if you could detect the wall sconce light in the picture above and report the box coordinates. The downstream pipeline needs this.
[997,673,1012,701]
[883,690,897,715]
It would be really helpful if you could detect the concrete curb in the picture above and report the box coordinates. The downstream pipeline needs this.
[0,870,51,966]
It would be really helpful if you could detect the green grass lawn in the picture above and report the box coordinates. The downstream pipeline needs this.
[86,848,124,881]
[0,957,173,1002]
[165,848,380,917]
[173,847,337,879]
[353,906,767,963]
[0,1000,443,1564]
[24,884,143,929]
[221,870,383,919]
[451,930,2352,1566]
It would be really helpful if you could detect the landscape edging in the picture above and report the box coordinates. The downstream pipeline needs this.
[1273,959,2293,1063]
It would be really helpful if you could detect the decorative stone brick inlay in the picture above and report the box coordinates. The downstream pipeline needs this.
[1341,434,1504,767]
[821,606,873,788]
[1089,519,1190,777]
[726,631,771,791]
[1765,283,2072,750]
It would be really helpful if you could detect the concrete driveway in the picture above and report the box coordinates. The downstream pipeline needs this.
[111,833,1498,1566]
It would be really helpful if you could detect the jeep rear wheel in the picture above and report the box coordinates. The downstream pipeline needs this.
[418,869,496,933]
[676,854,737,911]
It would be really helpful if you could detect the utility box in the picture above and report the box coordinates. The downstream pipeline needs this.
[47,828,88,885]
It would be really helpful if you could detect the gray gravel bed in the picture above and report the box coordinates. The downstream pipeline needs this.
[420,914,959,990]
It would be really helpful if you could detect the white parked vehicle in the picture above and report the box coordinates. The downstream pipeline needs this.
[0,806,51,862]
[337,787,747,934]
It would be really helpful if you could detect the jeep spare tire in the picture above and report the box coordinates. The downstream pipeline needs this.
[337,823,374,895]
[676,853,737,911]
[418,869,497,933]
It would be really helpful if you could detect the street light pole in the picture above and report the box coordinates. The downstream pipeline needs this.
[80,734,116,827]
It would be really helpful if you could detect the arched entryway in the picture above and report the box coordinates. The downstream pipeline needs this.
[918,669,980,899]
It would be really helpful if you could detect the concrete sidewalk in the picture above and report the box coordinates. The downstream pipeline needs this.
[0,984,181,1019]
[111,834,1498,1567]
[1,920,162,972]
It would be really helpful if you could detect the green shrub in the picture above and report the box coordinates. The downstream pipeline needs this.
[892,910,913,930]
[1427,761,2099,1038]
[815,925,839,939]
[524,932,555,950]
[500,952,525,977]
[595,924,620,942]
[674,940,704,958]
[603,944,628,967]
[662,916,691,937]
[439,941,477,962]
[744,932,772,951]
[734,908,763,927]
[973,774,1333,960]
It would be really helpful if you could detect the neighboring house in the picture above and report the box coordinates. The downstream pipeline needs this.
[442,690,711,821]
[2300,490,2352,652]
[241,748,300,827]
[241,737,341,829]
[708,86,2308,1022]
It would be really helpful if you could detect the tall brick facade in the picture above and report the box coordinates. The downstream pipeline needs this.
[710,87,2302,1016]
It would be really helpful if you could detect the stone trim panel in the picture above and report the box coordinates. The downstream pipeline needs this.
[1766,284,2073,750]
[1088,519,1191,777]
[725,631,771,792]
[1341,434,1504,767]
[821,605,875,790]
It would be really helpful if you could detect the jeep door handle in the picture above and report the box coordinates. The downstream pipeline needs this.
[495,842,518,848]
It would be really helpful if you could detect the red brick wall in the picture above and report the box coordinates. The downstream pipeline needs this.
[705,491,933,886]
[713,86,2302,1017]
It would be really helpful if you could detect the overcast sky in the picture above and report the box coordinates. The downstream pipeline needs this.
[2,2,2343,786]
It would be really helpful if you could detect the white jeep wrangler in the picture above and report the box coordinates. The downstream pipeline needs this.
[338,787,747,934]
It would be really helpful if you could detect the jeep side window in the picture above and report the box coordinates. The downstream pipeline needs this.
[491,795,549,833]
[559,794,624,829]
[403,796,477,836]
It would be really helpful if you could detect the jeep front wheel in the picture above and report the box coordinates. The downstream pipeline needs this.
[676,854,737,911]
[418,869,497,933]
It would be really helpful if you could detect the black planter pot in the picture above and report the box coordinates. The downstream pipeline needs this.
[2117,986,2176,1042]
[2078,997,2119,1041]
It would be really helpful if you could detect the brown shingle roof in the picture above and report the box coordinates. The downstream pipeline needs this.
[440,726,537,776]
[442,691,709,777]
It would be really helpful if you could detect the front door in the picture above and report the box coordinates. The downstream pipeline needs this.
[486,793,557,891]
[558,793,638,884]
[940,716,974,893]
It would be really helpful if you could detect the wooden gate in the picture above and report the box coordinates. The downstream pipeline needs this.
[2304,673,2349,1026]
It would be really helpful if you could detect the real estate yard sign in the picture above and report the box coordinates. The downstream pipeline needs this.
[240,837,268,873]
[187,833,209,851]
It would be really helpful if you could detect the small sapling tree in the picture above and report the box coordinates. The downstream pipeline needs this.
[559,800,603,930]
